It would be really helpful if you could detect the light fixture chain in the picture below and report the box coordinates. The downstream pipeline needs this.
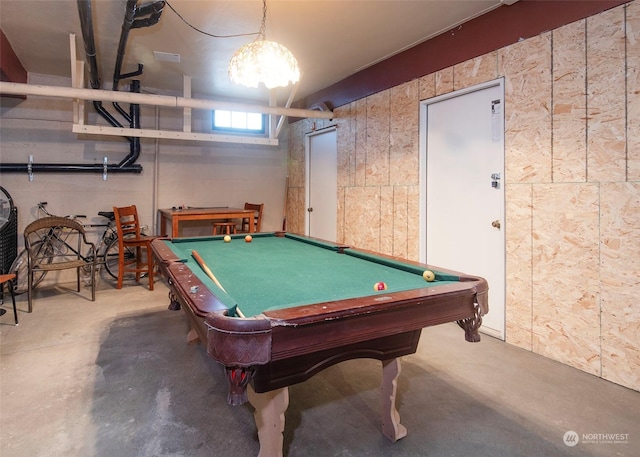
[258,0,267,40]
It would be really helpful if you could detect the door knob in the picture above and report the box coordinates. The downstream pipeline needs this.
[307,207,313,212]
[491,220,501,229]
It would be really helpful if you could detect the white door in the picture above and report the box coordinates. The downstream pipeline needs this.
[420,79,505,340]
[305,128,337,242]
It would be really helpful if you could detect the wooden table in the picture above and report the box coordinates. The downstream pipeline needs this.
[158,207,255,237]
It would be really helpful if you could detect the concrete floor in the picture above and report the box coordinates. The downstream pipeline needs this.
[1,277,638,457]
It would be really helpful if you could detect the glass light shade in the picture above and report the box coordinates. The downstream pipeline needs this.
[228,40,300,89]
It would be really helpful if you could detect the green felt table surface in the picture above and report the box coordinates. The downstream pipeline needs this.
[161,233,460,317]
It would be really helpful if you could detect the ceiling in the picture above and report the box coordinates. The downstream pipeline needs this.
[0,0,507,106]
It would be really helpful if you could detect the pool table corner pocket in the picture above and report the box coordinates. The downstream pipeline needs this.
[205,312,272,404]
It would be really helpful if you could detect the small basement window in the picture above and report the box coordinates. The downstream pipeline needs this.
[213,110,266,134]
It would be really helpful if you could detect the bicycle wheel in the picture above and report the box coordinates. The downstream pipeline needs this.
[9,242,51,294]
[103,237,120,280]
[104,237,138,281]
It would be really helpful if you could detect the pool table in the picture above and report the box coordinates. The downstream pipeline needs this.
[151,232,488,457]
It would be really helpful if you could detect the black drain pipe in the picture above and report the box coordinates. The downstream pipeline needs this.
[0,0,164,175]
[77,0,130,139]
[111,0,165,167]
[112,0,163,121]
[119,80,142,167]
[0,163,141,174]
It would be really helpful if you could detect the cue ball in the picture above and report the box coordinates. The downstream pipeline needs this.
[245,235,253,242]
[423,270,435,282]
[223,235,231,243]
[374,281,387,291]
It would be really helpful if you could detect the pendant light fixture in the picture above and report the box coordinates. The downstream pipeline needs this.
[228,0,300,89]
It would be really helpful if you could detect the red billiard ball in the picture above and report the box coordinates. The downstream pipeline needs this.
[245,235,253,243]
[374,281,387,291]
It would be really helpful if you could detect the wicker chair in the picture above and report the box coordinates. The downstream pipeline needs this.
[24,216,96,312]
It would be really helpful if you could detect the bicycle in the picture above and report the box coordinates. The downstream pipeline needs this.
[9,202,136,294]
[82,209,144,285]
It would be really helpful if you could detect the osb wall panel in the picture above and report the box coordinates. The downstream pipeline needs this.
[286,186,305,235]
[287,1,640,391]
[343,187,382,251]
[435,67,454,95]
[389,81,419,186]
[380,186,395,254]
[499,33,552,183]
[531,183,601,375]
[391,186,409,260]
[337,186,345,244]
[333,85,419,256]
[355,99,368,187]
[505,183,533,350]
[286,120,307,235]
[627,0,640,180]
[336,103,355,189]
[600,182,640,389]
[391,82,418,255]
[453,52,498,91]
[419,73,436,100]
[288,119,306,189]
[406,185,421,262]
[364,91,391,186]
[552,21,587,182]
[586,7,626,182]
[335,103,355,243]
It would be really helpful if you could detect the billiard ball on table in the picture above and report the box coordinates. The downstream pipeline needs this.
[374,281,387,291]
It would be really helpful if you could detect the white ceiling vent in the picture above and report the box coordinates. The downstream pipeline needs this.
[153,51,181,63]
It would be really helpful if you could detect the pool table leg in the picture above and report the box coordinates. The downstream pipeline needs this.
[186,325,200,344]
[381,357,407,442]
[247,385,290,457]
[457,303,483,342]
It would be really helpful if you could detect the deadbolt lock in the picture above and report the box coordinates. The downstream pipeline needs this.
[491,172,501,189]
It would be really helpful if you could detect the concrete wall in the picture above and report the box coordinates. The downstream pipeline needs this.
[286,2,640,392]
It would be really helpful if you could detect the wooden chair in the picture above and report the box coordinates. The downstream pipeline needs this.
[239,202,264,233]
[24,216,96,312]
[113,205,156,290]
[0,273,18,325]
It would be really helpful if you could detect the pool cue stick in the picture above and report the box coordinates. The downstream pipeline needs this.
[191,250,246,318]
[191,250,227,293]
[282,175,289,230]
